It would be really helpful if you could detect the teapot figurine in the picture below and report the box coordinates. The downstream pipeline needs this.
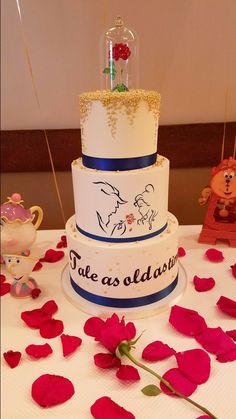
[1,193,43,262]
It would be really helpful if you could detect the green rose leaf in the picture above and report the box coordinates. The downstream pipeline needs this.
[103,67,110,74]
[141,384,162,396]
[113,83,129,92]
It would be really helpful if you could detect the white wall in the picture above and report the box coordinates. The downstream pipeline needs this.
[1,0,236,130]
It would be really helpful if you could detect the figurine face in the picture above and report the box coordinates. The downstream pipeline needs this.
[3,254,36,282]
[0,220,36,255]
[211,168,236,199]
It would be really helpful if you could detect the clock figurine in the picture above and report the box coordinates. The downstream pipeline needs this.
[198,156,236,246]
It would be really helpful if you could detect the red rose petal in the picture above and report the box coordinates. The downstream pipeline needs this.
[57,235,67,248]
[216,348,236,363]
[3,350,22,368]
[0,274,6,283]
[231,263,236,278]
[216,295,236,318]
[84,316,105,338]
[196,416,212,419]
[42,300,58,315]
[40,249,64,263]
[60,334,82,357]
[31,374,74,407]
[0,282,11,296]
[193,275,215,292]
[160,368,197,397]
[226,330,236,341]
[40,318,64,339]
[205,248,224,262]
[116,365,140,381]
[175,349,211,384]
[25,343,53,359]
[31,288,41,299]
[33,261,43,271]
[142,340,176,361]
[169,305,207,337]
[94,353,121,369]
[178,247,186,257]
[21,309,51,329]
[125,321,136,341]
[91,396,135,419]
[195,327,236,356]
[21,300,58,328]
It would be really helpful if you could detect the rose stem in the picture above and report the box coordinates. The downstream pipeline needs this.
[120,344,218,419]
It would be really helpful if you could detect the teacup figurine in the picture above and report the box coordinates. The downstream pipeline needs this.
[1,193,43,262]
[3,254,39,298]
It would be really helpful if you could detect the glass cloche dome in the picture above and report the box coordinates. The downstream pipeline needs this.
[101,16,139,91]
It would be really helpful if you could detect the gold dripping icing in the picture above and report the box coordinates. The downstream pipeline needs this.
[79,89,161,139]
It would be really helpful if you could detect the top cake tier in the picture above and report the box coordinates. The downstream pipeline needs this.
[80,89,161,170]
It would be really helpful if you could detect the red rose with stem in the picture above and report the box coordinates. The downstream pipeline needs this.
[84,313,217,419]
[103,43,131,92]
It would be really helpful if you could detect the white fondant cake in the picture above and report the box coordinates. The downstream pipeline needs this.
[80,90,160,160]
[65,89,180,311]
[72,156,169,241]
[66,213,178,307]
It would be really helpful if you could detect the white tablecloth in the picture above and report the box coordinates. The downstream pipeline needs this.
[1,226,236,419]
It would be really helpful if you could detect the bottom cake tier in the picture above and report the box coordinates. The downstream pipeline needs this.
[65,213,179,309]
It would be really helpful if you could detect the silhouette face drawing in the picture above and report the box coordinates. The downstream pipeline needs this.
[93,181,127,230]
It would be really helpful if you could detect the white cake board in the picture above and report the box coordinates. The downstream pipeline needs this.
[61,263,187,320]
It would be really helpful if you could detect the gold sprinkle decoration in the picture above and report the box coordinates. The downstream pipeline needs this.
[80,89,161,139]
[154,156,166,167]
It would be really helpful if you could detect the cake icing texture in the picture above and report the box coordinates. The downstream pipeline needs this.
[65,88,179,311]
[80,89,161,162]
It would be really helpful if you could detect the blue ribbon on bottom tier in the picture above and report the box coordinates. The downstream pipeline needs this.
[70,274,178,308]
[82,152,157,171]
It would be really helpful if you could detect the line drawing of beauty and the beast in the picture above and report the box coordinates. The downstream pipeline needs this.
[93,181,158,237]
[134,184,158,230]
[93,181,128,236]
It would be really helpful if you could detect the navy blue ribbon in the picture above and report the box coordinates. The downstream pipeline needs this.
[82,152,157,171]
[70,274,178,308]
[76,223,167,243]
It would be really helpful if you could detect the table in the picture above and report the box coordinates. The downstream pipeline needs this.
[1,226,236,419]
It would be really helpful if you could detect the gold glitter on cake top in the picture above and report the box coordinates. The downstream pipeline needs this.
[80,89,161,139]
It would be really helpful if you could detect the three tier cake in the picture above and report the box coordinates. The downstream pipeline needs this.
[64,17,181,316]
[65,89,179,312]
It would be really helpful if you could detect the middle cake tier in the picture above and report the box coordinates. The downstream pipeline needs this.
[72,155,169,242]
